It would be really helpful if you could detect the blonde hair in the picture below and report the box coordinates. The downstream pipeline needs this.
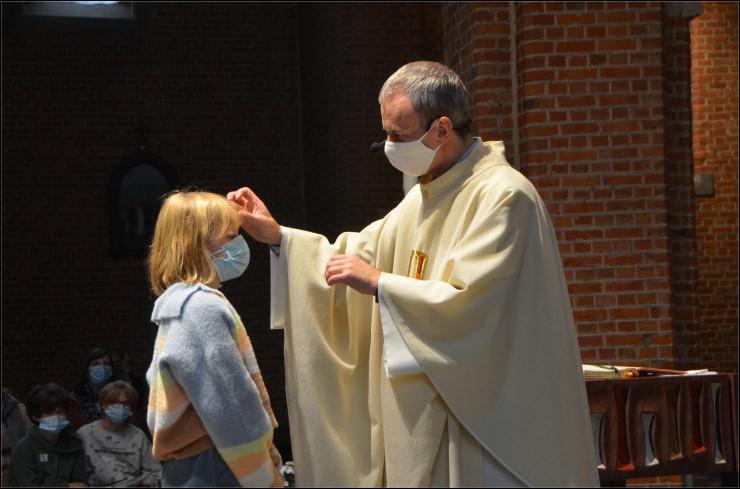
[148,191,240,296]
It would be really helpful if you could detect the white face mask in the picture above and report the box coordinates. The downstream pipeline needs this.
[384,119,440,177]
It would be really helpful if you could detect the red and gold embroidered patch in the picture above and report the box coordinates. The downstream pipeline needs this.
[407,250,428,280]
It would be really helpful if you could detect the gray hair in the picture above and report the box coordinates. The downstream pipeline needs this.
[378,61,472,135]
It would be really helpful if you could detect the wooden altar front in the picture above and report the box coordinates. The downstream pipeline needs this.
[586,373,738,485]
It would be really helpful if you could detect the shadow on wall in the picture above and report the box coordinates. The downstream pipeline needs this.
[109,146,178,259]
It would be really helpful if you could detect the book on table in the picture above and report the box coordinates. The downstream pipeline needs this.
[582,364,715,379]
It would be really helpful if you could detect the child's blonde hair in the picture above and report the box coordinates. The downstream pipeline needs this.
[148,191,240,296]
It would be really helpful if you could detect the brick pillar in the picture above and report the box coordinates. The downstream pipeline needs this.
[690,1,739,373]
[663,4,702,370]
[443,2,517,164]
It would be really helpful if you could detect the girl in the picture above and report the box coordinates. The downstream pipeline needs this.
[146,191,282,487]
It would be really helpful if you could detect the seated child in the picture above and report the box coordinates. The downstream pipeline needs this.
[78,381,161,487]
[108,346,151,439]
[146,190,282,487]
[10,383,88,487]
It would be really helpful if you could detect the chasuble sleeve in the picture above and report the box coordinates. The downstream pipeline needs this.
[267,219,390,487]
[272,226,421,379]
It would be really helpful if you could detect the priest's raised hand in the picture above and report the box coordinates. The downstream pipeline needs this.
[226,186,281,246]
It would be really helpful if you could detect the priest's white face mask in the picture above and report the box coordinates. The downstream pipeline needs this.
[384,118,441,177]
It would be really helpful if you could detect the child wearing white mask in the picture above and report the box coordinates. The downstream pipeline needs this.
[10,383,88,487]
[146,191,282,487]
[78,381,161,487]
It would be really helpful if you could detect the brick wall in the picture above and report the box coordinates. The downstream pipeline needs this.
[444,1,737,371]
[514,1,674,365]
[690,1,739,373]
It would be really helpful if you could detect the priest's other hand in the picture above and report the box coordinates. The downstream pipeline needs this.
[227,186,281,246]
[325,254,380,296]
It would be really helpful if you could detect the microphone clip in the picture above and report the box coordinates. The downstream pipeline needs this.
[370,141,385,153]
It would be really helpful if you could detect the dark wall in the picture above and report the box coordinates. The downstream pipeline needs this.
[299,2,443,239]
[2,2,303,456]
[2,1,443,460]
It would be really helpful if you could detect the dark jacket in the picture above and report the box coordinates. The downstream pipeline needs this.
[2,392,33,487]
[2,392,30,449]
[10,426,88,487]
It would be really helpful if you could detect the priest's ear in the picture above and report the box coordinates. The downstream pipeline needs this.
[434,116,454,146]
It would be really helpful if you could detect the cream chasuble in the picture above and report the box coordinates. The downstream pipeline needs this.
[270,141,599,487]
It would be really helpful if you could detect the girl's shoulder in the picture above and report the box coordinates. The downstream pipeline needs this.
[152,282,229,323]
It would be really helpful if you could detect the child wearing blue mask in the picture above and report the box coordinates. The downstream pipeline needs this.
[73,348,116,426]
[146,191,282,487]
[10,383,88,487]
[78,381,161,487]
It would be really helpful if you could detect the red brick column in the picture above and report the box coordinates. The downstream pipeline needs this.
[690,1,739,373]
[443,2,517,163]
[663,7,701,370]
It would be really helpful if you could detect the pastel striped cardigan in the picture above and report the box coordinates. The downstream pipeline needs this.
[146,282,281,487]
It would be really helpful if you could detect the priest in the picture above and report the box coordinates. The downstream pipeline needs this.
[228,61,599,487]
